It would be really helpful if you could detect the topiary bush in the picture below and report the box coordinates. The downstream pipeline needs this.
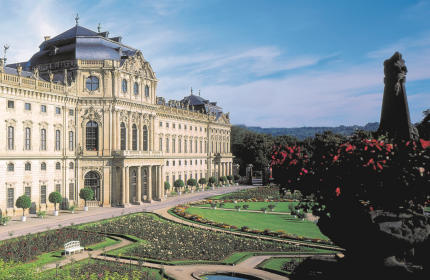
[48,192,63,211]
[198,178,207,186]
[174,179,184,191]
[15,195,31,217]
[79,187,94,207]
[208,176,217,186]
[187,178,197,188]
[164,181,171,191]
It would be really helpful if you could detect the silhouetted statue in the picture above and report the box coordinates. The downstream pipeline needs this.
[378,52,419,140]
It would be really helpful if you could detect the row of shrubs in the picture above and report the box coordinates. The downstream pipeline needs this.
[164,175,239,193]
[172,205,332,245]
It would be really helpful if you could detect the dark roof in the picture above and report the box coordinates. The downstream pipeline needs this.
[3,66,46,80]
[29,25,137,67]
[180,93,209,106]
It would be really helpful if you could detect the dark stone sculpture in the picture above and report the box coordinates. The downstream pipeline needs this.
[378,52,419,140]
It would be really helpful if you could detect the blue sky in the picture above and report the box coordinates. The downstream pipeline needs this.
[1,0,429,127]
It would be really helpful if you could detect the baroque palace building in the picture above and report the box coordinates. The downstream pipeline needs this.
[0,23,233,215]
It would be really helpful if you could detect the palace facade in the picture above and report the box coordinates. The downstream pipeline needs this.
[0,24,233,215]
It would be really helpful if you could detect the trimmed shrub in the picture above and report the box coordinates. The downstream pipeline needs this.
[208,176,217,186]
[15,195,31,217]
[198,178,207,185]
[187,178,197,187]
[48,192,63,211]
[164,181,171,191]
[174,179,185,190]
[79,187,94,207]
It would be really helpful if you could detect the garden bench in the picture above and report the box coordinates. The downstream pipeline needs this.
[64,240,84,255]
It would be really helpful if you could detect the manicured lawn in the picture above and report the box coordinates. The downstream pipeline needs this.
[198,201,299,212]
[258,257,305,276]
[186,207,328,240]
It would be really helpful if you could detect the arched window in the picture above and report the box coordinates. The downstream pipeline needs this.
[84,171,100,201]
[69,162,74,169]
[132,124,138,150]
[166,137,169,153]
[41,128,47,150]
[69,131,74,151]
[130,170,137,202]
[143,125,148,151]
[145,85,150,97]
[55,130,61,151]
[41,162,46,171]
[7,126,14,150]
[133,82,139,95]
[25,162,31,171]
[86,76,99,91]
[122,79,128,93]
[7,163,14,172]
[25,128,31,150]
[120,122,126,150]
[86,121,98,151]
[56,162,61,170]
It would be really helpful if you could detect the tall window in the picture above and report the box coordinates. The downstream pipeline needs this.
[69,162,74,169]
[55,184,61,193]
[86,121,98,151]
[7,188,14,208]
[41,128,47,150]
[166,137,169,153]
[185,140,188,153]
[122,79,128,93]
[86,76,99,91]
[25,127,31,150]
[41,162,46,170]
[132,124,138,150]
[200,141,202,153]
[172,139,176,153]
[40,186,46,204]
[190,140,193,153]
[7,126,14,150]
[145,85,149,97]
[69,131,74,151]
[7,163,14,172]
[25,187,31,199]
[55,130,61,151]
[56,162,61,170]
[205,141,207,153]
[195,140,197,154]
[134,82,139,95]
[143,125,148,151]
[25,162,31,171]
[179,139,182,153]
[84,171,100,201]
[69,183,75,200]
[120,122,126,150]
[159,137,163,152]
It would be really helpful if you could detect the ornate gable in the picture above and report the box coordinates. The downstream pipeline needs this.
[121,52,157,80]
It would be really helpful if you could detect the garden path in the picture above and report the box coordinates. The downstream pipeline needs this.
[193,206,291,215]
[155,207,342,252]
[0,185,252,241]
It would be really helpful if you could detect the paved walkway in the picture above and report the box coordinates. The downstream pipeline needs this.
[155,207,342,251]
[0,186,251,241]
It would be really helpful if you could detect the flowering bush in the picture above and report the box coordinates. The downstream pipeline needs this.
[0,228,104,263]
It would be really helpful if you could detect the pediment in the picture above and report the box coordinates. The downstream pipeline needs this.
[121,52,157,80]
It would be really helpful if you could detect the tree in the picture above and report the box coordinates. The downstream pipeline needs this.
[15,195,31,217]
[79,187,94,207]
[48,192,63,211]
[208,176,217,186]
[174,179,184,191]
[198,178,207,186]
[187,178,197,188]
[227,175,233,183]
[220,176,228,184]
[164,181,171,191]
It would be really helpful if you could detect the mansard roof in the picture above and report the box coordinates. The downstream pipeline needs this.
[29,24,137,68]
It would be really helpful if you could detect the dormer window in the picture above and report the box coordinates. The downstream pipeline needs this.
[145,85,149,97]
[134,82,139,95]
[86,76,99,91]
[122,79,128,93]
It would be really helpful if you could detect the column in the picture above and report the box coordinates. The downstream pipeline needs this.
[147,166,152,202]
[139,118,143,151]
[137,166,142,203]
[115,111,120,150]
[157,166,162,199]
[112,110,117,150]
[160,165,165,198]
[218,163,221,180]
[128,119,132,150]
[121,167,126,205]
[125,166,129,204]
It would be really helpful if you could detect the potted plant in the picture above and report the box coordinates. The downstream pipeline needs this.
[69,205,76,214]
[242,204,250,211]
[227,175,233,185]
[0,216,11,226]
[48,192,63,216]
[164,181,170,198]
[174,179,184,196]
[208,176,216,189]
[260,207,267,214]
[210,202,217,209]
[235,205,241,211]
[187,178,197,193]
[37,210,46,218]
[268,204,276,212]
[220,176,228,186]
[79,187,94,211]
[15,195,31,222]
[198,178,207,190]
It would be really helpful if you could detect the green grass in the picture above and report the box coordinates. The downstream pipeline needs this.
[257,257,301,276]
[186,207,328,240]
[199,201,299,212]
[86,236,120,251]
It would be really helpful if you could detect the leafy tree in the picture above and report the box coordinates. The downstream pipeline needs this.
[227,175,233,182]
[208,176,217,186]
[48,192,63,211]
[187,178,197,187]
[15,195,31,217]
[174,179,184,190]
[79,187,94,207]
[220,176,228,184]
[198,178,207,186]
[164,181,171,191]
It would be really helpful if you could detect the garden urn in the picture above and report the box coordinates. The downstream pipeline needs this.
[21,215,26,222]
[84,206,89,211]
[54,210,59,216]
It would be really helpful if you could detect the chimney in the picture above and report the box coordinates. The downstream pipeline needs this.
[44,36,51,41]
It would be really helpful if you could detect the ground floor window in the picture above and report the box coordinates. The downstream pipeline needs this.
[7,188,14,208]
[55,184,61,193]
[40,186,47,204]
[69,183,75,200]
[84,171,100,201]
[25,187,31,200]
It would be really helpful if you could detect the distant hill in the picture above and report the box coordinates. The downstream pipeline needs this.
[237,122,379,140]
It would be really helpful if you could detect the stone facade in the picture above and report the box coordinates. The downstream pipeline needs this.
[0,24,232,215]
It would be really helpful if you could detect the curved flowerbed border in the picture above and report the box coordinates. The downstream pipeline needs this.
[172,204,334,246]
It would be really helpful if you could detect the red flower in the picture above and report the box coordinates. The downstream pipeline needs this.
[420,139,430,149]
[335,187,341,197]
[333,155,339,162]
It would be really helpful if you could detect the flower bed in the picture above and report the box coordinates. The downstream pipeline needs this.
[81,213,314,262]
[0,228,104,263]
[173,205,333,245]
[213,186,282,200]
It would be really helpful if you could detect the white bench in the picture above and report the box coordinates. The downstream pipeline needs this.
[64,240,84,255]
